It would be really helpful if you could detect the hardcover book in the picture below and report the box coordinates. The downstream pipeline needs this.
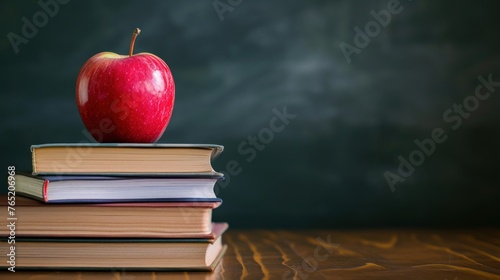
[31,143,223,175]
[0,223,228,271]
[14,172,223,203]
[0,195,221,238]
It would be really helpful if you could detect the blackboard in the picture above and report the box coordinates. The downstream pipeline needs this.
[1,0,499,228]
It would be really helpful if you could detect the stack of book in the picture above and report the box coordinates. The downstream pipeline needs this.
[1,143,227,271]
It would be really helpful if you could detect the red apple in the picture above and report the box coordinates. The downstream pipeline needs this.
[76,28,175,143]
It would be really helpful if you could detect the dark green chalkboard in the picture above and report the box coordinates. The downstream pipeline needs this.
[1,0,499,228]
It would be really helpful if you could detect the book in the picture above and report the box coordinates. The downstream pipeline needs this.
[31,143,223,175]
[14,173,223,203]
[0,223,228,271]
[0,195,221,238]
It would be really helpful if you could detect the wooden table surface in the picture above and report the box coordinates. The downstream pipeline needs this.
[1,228,499,280]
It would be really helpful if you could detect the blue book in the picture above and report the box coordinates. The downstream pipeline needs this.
[15,172,223,203]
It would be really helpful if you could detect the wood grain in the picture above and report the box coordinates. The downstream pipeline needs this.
[1,229,499,279]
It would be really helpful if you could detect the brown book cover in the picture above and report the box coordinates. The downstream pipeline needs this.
[1,223,228,271]
[0,195,221,238]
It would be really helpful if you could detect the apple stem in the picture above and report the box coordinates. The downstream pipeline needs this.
[129,28,141,57]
